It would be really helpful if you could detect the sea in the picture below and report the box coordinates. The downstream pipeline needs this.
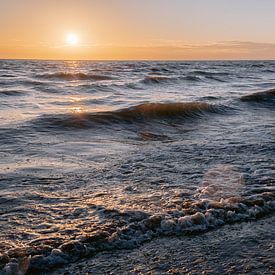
[0,60,274,273]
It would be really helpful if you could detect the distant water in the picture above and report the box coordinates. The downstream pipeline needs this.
[0,60,274,273]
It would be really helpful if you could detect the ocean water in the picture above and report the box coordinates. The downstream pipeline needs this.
[0,60,274,273]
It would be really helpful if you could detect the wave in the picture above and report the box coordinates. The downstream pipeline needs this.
[183,75,202,82]
[31,102,227,130]
[120,102,223,119]
[0,90,25,96]
[150,67,170,73]
[141,74,221,85]
[240,88,275,104]
[139,131,171,141]
[190,70,229,77]
[263,69,275,73]
[36,72,114,81]
[186,71,229,82]
[141,75,176,85]
[1,192,274,273]
[141,75,205,85]
[0,74,17,78]
[207,76,227,82]
[200,96,220,101]
[251,64,265,68]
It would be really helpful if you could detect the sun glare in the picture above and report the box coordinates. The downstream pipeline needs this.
[67,33,78,45]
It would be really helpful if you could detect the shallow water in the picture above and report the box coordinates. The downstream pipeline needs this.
[0,60,274,273]
[50,216,275,275]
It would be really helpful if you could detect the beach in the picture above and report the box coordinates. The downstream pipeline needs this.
[50,216,274,274]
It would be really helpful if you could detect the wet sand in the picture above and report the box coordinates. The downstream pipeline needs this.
[49,215,274,275]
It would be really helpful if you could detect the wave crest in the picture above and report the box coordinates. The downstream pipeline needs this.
[32,102,226,130]
[241,88,275,104]
[120,102,220,119]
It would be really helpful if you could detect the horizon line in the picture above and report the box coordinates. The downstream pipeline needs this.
[1,58,275,62]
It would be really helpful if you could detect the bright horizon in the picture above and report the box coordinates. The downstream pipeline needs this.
[1,0,275,60]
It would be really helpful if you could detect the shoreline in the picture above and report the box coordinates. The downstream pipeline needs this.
[48,215,274,274]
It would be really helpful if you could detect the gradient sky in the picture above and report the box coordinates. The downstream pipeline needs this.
[1,0,275,60]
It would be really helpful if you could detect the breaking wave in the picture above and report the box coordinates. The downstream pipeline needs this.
[31,102,227,130]
[1,191,274,273]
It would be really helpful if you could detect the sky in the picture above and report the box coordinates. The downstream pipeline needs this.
[1,0,275,60]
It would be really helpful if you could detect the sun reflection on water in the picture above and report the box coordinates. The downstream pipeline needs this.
[69,106,85,114]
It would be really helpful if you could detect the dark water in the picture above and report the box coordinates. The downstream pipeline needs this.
[0,60,274,273]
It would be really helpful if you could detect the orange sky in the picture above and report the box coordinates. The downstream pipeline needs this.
[1,0,275,60]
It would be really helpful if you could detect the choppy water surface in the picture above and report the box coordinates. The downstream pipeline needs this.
[0,60,274,273]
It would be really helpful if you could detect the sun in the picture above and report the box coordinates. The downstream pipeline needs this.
[66,33,78,45]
